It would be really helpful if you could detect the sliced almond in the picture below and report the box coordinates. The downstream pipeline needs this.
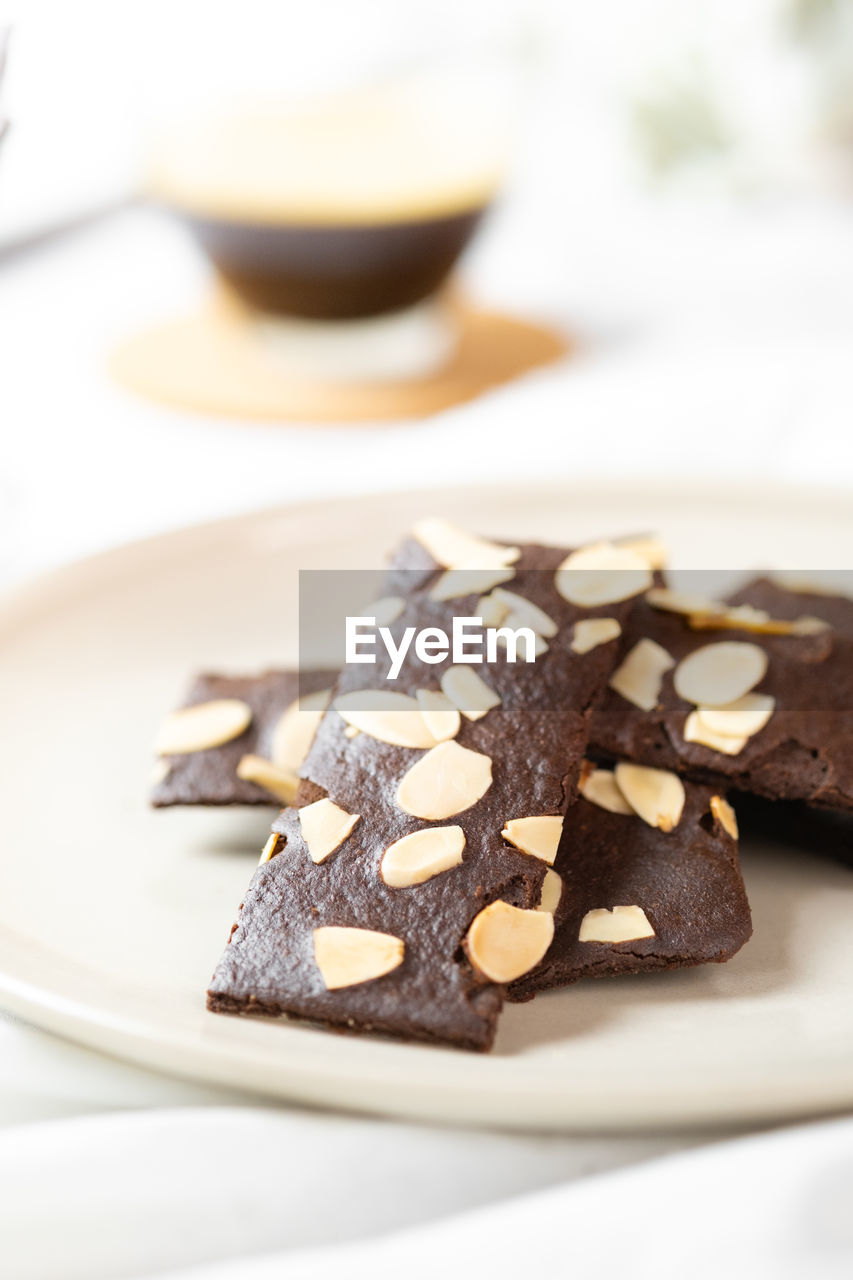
[571,617,621,654]
[579,905,655,943]
[694,603,770,627]
[344,726,360,739]
[380,825,465,887]
[465,900,554,982]
[616,534,668,570]
[270,690,331,773]
[710,795,739,840]
[608,638,675,711]
[361,596,405,627]
[334,690,438,748]
[674,641,767,707]
[614,763,685,832]
[647,586,723,616]
[501,815,562,865]
[490,588,558,638]
[412,518,520,570]
[258,832,282,865]
[538,869,563,914]
[429,566,515,602]
[494,618,549,658]
[396,741,492,820]
[149,758,171,787]
[298,797,360,864]
[415,689,461,741]
[696,692,775,739]
[555,542,652,607]
[688,607,829,636]
[773,575,852,598]
[790,615,832,635]
[299,687,334,712]
[475,592,511,627]
[236,754,299,804]
[155,699,252,755]
[440,666,501,721]
[579,768,636,815]
[683,710,748,755]
[314,926,404,989]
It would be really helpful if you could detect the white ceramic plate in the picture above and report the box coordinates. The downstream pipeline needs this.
[1,482,851,1132]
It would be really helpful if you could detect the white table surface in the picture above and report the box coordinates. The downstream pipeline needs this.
[2,195,853,589]
[1,195,852,1276]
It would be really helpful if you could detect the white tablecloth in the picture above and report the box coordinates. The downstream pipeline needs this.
[0,1094,851,1279]
[2,197,853,589]
[1,198,852,1276]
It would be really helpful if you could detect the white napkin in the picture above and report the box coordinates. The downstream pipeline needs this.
[150,1114,853,1280]
[0,1105,699,1280]
[1,1102,851,1280]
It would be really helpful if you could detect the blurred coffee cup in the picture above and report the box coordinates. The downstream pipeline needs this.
[148,70,514,378]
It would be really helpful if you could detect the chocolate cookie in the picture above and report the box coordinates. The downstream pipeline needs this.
[160,671,754,1007]
[208,523,652,1049]
[591,583,853,812]
[151,669,336,807]
[509,764,751,999]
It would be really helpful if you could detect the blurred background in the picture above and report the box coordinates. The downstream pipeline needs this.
[1,0,852,588]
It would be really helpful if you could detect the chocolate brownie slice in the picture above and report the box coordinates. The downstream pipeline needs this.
[167,670,754,1004]
[509,763,751,999]
[591,582,853,812]
[208,523,652,1049]
[151,669,336,807]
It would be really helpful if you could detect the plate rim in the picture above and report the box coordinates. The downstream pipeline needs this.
[4,473,853,614]
[2,478,852,1133]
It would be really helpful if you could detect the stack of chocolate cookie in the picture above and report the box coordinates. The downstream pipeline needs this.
[152,521,851,1051]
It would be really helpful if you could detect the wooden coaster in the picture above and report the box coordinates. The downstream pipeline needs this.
[109,294,568,424]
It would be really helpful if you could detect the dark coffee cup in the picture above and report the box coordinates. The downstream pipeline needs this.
[178,206,486,320]
[150,100,501,321]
